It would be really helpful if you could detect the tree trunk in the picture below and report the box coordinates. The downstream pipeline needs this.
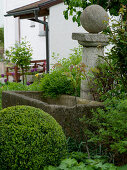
[22,67,24,85]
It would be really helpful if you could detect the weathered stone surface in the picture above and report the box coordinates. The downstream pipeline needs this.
[81,45,106,100]
[72,33,109,47]
[72,33,108,100]
[80,5,109,33]
[2,91,104,142]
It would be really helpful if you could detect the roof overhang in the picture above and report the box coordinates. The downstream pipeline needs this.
[5,0,63,19]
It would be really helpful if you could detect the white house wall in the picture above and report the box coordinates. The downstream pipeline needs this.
[48,2,85,67]
[4,0,46,60]
[20,19,46,60]
[0,0,4,27]
[4,1,111,69]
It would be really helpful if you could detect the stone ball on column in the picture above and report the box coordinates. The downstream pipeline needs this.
[80,5,109,33]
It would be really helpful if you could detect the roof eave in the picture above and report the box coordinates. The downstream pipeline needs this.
[5,7,40,17]
[5,0,63,18]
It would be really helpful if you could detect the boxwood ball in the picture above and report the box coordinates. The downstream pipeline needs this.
[0,105,67,169]
[80,5,109,33]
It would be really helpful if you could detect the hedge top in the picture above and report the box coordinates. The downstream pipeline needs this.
[0,105,67,169]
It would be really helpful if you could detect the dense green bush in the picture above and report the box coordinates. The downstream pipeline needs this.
[40,46,85,98]
[105,7,127,91]
[40,70,75,98]
[88,60,125,101]
[80,96,127,165]
[52,46,84,97]
[0,105,67,169]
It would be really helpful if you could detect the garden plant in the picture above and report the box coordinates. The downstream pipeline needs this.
[40,46,85,98]
[0,80,42,110]
[0,27,4,61]
[0,27,4,47]
[5,39,32,84]
[0,4,127,168]
[0,105,67,169]
[88,5,127,101]
[78,6,127,166]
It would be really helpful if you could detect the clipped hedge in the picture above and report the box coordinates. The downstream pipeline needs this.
[40,70,75,98]
[0,105,67,169]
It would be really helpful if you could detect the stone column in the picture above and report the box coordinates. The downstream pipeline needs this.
[72,4,109,100]
[72,33,108,100]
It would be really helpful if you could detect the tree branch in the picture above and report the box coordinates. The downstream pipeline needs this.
[106,0,111,11]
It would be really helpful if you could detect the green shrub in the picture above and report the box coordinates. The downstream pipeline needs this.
[0,105,67,169]
[0,81,41,92]
[0,27,4,47]
[5,39,32,84]
[105,9,127,89]
[0,81,42,110]
[44,157,117,170]
[88,61,125,101]
[51,46,84,97]
[0,82,28,91]
[27,80,42,91]
[80,96,127,165]
[41,46,85,98]
[40,70,75,98]
[52,46,82,71]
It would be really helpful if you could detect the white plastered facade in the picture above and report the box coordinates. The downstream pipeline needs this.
[4,0,46,60]
[4,1,86,67]
[0,0,4,28]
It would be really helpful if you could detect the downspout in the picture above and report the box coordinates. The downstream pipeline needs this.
[18,17,21,43]
[34,10,49,73]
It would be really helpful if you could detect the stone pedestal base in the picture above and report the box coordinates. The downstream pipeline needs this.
[72,33,108,100]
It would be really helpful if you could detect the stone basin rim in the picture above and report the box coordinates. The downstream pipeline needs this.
[2,91,104,108]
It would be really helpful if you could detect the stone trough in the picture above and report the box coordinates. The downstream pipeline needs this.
[2,91,103,141]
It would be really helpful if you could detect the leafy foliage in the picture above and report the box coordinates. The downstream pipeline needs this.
[0,81,41,92]
[40,70,75,98]
[0,81,42,110]
[52,46,82,69]
[105,7,127,90]
[5,39,32,69]
[0,105,67,169]
[40,46,84,98]
[118,164,127,170]
[44,157,117,170]
[67,137,85,153]
[88,7,127,101]
[80,96,127,165]
[5,39,32,84]
[88,60,125,101]
[0,27,4,47]
[63,0,127,26]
